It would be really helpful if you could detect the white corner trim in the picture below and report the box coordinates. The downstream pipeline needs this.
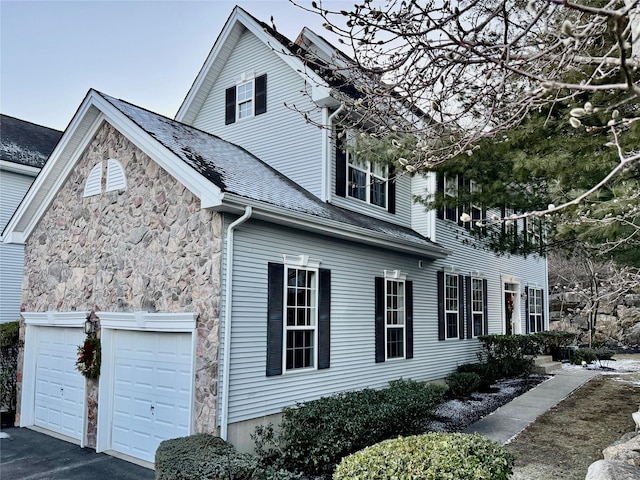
[21,311,90,327]
[282,254,321,269]
[384,269,408,281]
[97,311,197,332]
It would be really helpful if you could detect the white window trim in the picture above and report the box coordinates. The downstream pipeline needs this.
[444,174,459,222]
[384,277,406,360]
[235,73,256,121]
[471,277,485,338]
[470,180,483,229]
[444,272,459,339]
[346,132,388,208]
[528,287,544,333]
[282,263,319,373]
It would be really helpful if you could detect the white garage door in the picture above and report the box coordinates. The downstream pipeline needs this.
[34,326,85,440]
[111,330,192,463]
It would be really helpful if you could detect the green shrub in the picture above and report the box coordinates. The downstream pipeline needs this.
[446,372,481,398]
[456,362,500,391]
[0,321,20,412]
[155,434,263,480]
[252,379,446,477]
[333,433,515,480]
[478,334,538,377]
[570,347,615,366]
[534,331,576,360]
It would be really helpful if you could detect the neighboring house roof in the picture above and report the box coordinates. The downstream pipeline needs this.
[3,89,448,259]
[0,114,62,168]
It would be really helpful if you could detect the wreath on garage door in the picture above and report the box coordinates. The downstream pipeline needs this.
[76,336,101,379]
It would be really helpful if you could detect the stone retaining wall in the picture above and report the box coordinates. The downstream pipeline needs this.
[17,121,222,445]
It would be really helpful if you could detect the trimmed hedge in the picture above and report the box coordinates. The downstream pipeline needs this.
[333,433,515,480]
[0,321,19,412]
[446,372,481,398]
[155,434,262,480]
[253,379,446,477]
[478,334,539,377]
[456,362,500,391]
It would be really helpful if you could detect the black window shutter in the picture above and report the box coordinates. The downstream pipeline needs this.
[335,128,347,197]
[458,274,465,339]
[436,173,444,220]
[388,165,396,214]
[225,86,236,125]
[501,206,507,239]
[405,281,413,359]
[255,74,267,115]
[437,271,445,341]
[523,217,529,248]
[266,263,284,376]
[482,278,488,336]
[465,276,472,339]
[374,277,385,362]
[541,289,546,332]
[525,286,530,334]
[318,268,331,369]
[462,177,471,229]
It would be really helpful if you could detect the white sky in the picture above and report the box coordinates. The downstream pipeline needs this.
[0,0,355,131]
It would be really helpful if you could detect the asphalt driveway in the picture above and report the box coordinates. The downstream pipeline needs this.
[1,427,155,479]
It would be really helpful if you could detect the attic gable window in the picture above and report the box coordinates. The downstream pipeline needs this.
[225,73,267,125]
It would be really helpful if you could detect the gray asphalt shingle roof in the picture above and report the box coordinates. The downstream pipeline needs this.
[100,91,443,252]
[0,114,62,168]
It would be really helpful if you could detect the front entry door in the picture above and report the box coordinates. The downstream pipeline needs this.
[504,282,519,335]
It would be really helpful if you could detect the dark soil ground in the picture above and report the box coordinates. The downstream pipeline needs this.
[507,365,640,480]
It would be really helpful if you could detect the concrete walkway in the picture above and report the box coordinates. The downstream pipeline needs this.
[464,368,600,444]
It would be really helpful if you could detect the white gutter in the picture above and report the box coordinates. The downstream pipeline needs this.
[219,206,253,440]
[324,105,345,203]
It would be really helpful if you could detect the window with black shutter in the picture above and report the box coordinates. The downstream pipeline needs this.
[374,273,413,362]
[225,73,267,125]
[266,261,330,375]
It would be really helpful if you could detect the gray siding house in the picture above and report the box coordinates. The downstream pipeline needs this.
[4,6,548,463]
[0,115,61,324]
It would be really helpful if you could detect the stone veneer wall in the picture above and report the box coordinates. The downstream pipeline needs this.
[17,121,223,446]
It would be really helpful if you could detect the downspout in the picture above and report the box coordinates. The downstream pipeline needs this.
[220,206,253,441]
[324,105,345,203]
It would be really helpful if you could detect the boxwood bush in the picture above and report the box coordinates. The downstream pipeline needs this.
[253,379,447,477]
[155,434,263,480]
[333,433,515,480]
[446,372,481,399]
[456,362,500,391]
[0,321,20,414]
[478,334,539,377]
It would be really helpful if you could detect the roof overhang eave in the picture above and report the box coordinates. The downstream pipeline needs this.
[210,193,450,260]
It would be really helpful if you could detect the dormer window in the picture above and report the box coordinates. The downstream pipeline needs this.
[334,128,396,213]
[348,155,388,208]
[225,73,267,124]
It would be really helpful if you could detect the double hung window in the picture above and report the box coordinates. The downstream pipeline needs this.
[347,144,388,208]
[444,272,459,338]
[285,267,317,370]
[528,288,544,333]
[471,278,485,337]
[385,280,405,359]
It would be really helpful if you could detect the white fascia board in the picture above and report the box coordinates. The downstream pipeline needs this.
[218,193,450,259]
[0,160,40,176]
[2,93,104,242]
[3,90,222,243]
[176,6,331,122]
[91,94,223,210]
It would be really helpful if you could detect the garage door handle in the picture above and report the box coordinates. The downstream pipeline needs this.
[150,405,155,416]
